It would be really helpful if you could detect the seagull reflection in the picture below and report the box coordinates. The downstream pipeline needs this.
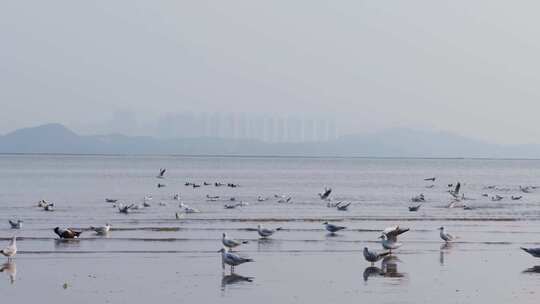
[221,272,254,289]
[257,238,280,251]
[440,242,453,265]
[363,256,406,282]
[363,266,383,282]
[381,256,405,278]
[522,265,540,274]
[0,261,16,284]
[54,238,81,249]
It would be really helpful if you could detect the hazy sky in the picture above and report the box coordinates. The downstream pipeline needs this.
[2,1,540,144]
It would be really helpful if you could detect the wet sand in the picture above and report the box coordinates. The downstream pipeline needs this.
[1,219,540,303]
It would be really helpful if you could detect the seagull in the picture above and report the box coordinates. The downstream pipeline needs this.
[179,202,200,213]
[511,196,523,200]
[224,204,238,209]
[37,199,49,207]
[277,196,292,203]
[327,201,342,208]
[323,222,346,234]
[54,227,83,239]
[411,194,425,203]
[118,203,136,214]
[491,195,504,201]
[318,187,332,200]
[207,195,220,201]
[157,168,166,179]
[380,226,409,253]
[157,183,166,188]
[408,204,421,212]
[450,182,461,197]
[90,223,111,235]
[8,220,22,229]
[424,177,436,182]
[336,202,351,211]
[175,212,184,220]
[218,248,253,271]
[0,237,17,261]
[521,247,540,258]
[105,198,118,203]
[520,186,533,193]
[173,193,180,201]
[438,226,455,243]
[257,224,282,238]
[222,233,248,251]
[183,207,200,214]
[363,247,390,266]
[43,203,54,211]
[203,182,211,186]
[257,196,268,202]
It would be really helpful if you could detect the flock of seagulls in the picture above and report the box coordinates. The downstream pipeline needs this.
[3,169,540,284]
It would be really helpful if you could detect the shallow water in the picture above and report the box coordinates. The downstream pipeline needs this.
[1,155,540,303]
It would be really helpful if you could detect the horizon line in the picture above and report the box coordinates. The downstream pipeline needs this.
[1,152,540,161]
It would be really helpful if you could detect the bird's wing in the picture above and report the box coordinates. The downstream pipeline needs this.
[378,251,391,259]
[522,247,540,256]
[3,244,16,255]
[384,226,409,241]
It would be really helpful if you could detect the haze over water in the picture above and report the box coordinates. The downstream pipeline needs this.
[1,155,540,303]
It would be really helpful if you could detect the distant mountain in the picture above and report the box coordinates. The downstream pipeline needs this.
[1,123,540,158]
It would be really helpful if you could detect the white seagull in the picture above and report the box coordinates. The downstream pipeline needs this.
[0,237,17,261]
[218,248,253,271]
[90,223,111,235]
[257,224,282,238]
[380,226,409,253]
[222,233,248,251]
[438,226,456,243]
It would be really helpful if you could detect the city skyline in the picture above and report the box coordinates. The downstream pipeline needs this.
[71,111,339,143]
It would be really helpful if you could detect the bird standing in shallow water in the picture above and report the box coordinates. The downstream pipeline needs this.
[257,224,282,238]
[90,223,111,235]
[323,222,346,234]
[218,248,253,272]
[222,233,248,251]
[438,227,455,243]
[0,237,17,262]
[363,247,390,266]
[380,226,409,253]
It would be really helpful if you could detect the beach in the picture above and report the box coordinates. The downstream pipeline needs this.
[1,155,540,303]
